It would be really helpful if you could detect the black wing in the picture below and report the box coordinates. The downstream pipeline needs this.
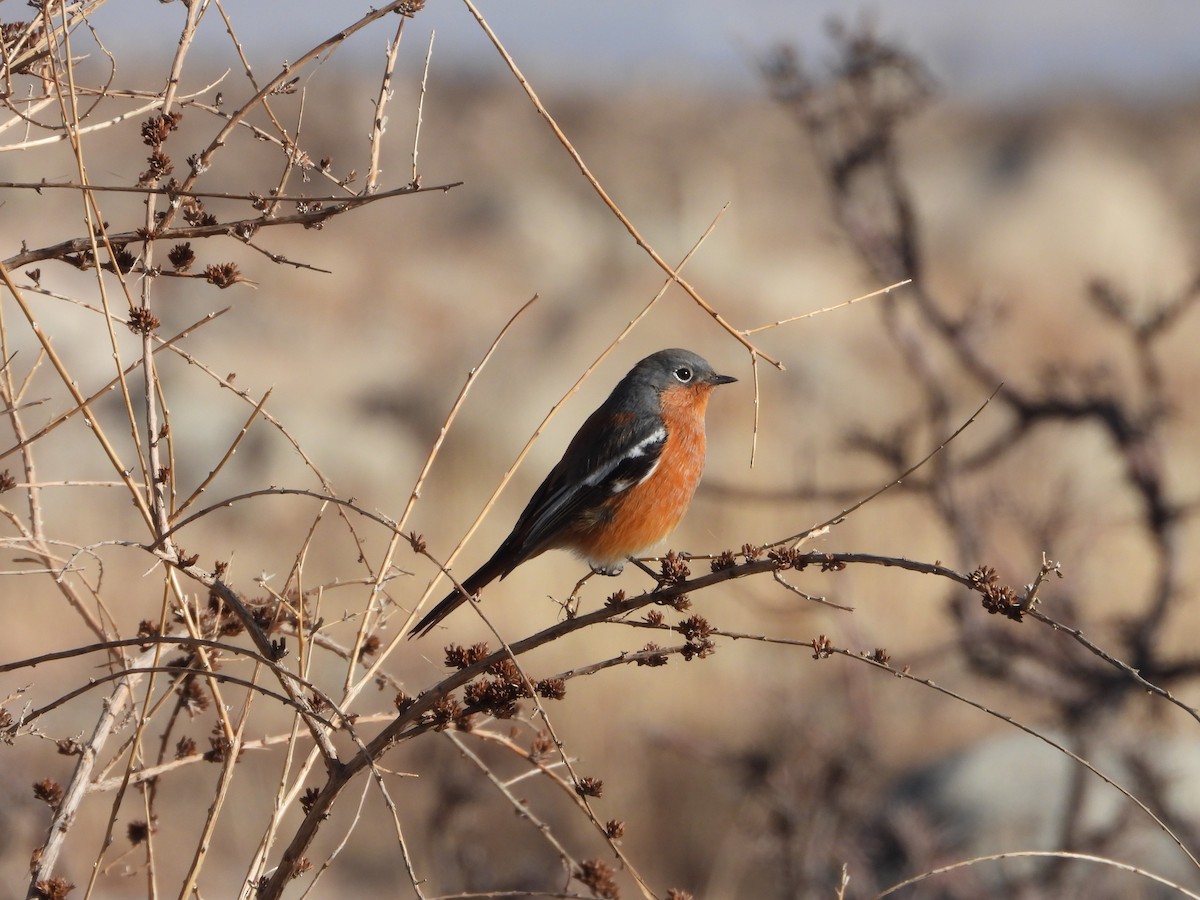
[494,411,667,574]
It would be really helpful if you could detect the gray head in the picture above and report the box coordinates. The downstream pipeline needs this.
[625,348,737,393]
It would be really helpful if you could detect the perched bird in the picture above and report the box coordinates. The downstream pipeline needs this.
[409,348,736,638]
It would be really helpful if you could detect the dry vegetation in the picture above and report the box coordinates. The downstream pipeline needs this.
[2,3,1200,899]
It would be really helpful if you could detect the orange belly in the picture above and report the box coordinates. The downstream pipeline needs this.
[562,388,709,566]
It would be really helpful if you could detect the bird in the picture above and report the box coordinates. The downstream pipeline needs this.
[409,348,737,638]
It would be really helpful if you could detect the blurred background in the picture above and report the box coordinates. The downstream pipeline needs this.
[3,1,1200,897]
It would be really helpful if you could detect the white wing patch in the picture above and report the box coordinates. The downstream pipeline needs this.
[596,426,666,494]
[626,426,666,459]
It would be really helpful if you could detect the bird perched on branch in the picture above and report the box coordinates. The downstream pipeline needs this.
[409,348,737,638]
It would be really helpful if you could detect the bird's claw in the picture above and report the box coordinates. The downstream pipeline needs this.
[591,562,625,577]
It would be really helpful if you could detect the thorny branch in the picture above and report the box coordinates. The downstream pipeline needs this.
[3,6,1198,900]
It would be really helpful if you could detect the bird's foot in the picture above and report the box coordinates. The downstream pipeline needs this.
[591,561,625,577]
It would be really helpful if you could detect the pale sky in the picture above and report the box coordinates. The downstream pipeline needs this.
[88,0,1200,101]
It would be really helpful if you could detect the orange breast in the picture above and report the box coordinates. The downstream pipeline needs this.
[564,384,712,567]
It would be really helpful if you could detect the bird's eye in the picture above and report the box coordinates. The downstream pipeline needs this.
[673,366,693,383]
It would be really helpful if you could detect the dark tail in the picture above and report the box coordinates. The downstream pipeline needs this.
[408,555,507,639]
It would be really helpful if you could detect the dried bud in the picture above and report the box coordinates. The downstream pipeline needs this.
[126,307,160,335]
[204,262,245,289]
[574,859,620,900]
[357,634,381,661]
[33,778,64,809]
[535,678,566,700]
[659,550,690,585]
[528,730,555,760]
[167,242,195,271]
[636,643,669,667]
[811,635,834,660]
[575,776,603,798]
[710,549,738,572]
[299,787,320,814]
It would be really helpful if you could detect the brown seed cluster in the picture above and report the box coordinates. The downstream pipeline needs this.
[820,554,848,572]
[424,694,471,732]
[535,677,566,700]
[658,550,690,585]
[167,242,195,271]
[126,306,161,335]
[636,643,669,667]
[528,730,555,760]
[575,858,620,899]
[970,565,1024,621]
[33,778,63,810]
[767,546,801,569]
[444,642,490,670]
[675,615,712,643]
[603,589,627,608]
[678,615,716,660]
[204,262,245,288]
[180,194,218,227]
[199,589,248,639]
[710,548,738,572]
[127,820,152,845]
[136,620,161,648]
[141,111,182,147]
[203,723,242,763]
[138,111,181,187]
[357,634,381,661]
[33,877,74,900]
[463,658,531,719]
[811,634,834,660]
[107,247,137,274]
[574,776,603,798]
[299,787,320,814]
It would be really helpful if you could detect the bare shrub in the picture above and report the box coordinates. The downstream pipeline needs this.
[2,5,1199,900]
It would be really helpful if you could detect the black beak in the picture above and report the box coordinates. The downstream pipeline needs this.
[710,373,737,386]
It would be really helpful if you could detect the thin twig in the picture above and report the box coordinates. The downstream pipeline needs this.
[878,850,1200,898]
[0,308,230,463]
[459,0,782,369]
[172,388,272,520]
[366,11,407,193]
[741,278,910,335]
[162,0,422,231]
[411,30,435,185]
[769,385,1002,548]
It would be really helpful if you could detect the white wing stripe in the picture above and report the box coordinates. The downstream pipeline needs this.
[609,456,662,494]
[627,426,666,458]
[584,425,667,488]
